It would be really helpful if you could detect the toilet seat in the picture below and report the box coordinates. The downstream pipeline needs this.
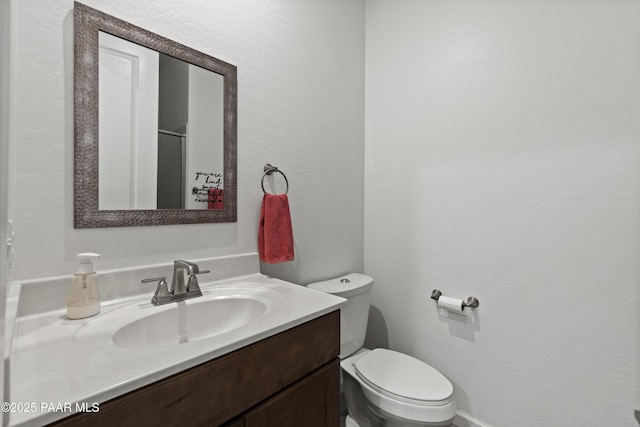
[342,348,457,424]
[354,349,453,406]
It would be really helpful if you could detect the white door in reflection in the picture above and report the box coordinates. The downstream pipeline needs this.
[98,32,158,210]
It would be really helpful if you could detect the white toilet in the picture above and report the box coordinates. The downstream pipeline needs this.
[308,273,457,427]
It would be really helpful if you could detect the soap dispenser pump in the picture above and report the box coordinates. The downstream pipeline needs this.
[66,252,101,319]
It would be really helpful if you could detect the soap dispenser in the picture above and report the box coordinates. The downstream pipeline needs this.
[66,253,101,319]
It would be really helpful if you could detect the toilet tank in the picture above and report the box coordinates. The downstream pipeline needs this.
[307,273,373,358]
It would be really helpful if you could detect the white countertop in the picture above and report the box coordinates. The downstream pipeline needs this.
[8,273,345,426]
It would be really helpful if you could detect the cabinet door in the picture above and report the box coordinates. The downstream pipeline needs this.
[238,359,340,427]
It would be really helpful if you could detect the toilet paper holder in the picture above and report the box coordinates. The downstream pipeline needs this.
[431,289,479,309]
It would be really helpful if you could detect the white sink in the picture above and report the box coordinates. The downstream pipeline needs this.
[114,296,269,348]
[75,284,284,348]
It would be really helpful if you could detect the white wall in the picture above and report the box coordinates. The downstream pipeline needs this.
[1,0,13,412]
[10,0,365,284]
[186,64,224,210]
[364,1,640,426]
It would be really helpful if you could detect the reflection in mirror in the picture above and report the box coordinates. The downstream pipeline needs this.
[98,32,224,211]
[74,2,237,227]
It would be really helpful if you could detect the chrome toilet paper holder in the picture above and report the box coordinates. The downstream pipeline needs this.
[431,289,479,309]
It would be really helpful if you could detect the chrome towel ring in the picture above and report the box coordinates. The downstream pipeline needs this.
[261,163,289,194]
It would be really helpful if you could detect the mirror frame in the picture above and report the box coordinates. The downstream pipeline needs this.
[74,2,237,228]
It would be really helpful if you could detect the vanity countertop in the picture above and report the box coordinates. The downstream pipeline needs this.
[7,273,345,426]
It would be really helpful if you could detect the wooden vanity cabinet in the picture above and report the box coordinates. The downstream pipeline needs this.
[52,310,340,427]
[223,359,339,427]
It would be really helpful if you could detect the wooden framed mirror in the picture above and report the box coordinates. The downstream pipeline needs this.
[74,2,237,228]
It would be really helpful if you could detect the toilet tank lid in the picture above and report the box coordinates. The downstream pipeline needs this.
[307,273,373,298]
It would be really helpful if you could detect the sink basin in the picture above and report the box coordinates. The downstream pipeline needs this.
[75,284,284,348]
[114,297,268,348]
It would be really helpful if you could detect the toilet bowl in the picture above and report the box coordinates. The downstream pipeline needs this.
[342,348,456,427]
[307,274,456,427]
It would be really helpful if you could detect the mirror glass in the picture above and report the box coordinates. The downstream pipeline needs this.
[98,32,224,211]
[74,2,237,227]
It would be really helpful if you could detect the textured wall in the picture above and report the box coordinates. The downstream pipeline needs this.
[1,0,12,410]
[364,1,640,426]
[9,0,365,283]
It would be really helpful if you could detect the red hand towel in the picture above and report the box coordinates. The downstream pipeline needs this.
[258,194,294,263]
[208,188,224,210]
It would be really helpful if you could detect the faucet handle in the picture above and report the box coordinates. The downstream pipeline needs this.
[141,277,170,304]
[186,270,209,294]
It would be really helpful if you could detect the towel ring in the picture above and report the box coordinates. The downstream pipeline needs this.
[261,164,289,194]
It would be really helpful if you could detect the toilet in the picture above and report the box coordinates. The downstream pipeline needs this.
[308,273,456,427]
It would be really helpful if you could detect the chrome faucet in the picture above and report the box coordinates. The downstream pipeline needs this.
[141,260,210,305]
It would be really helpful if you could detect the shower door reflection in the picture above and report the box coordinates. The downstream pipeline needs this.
[157,131,186,209]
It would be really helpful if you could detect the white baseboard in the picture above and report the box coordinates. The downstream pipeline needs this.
[454,411,493,427]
